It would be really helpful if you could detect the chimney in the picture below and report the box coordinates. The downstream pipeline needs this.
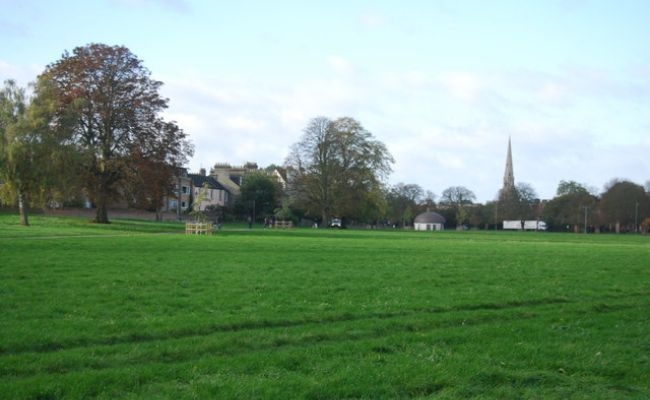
[199,168,206,176]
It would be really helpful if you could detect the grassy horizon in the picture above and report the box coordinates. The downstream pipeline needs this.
[1,215,648,399]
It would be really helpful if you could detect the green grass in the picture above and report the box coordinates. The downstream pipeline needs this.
[1,215,648,399]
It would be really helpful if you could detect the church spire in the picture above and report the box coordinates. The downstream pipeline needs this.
[502,137,515,191]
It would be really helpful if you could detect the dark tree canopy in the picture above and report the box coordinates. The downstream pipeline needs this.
[599,180,649,232]
[556,180,590,197]
[236,172,282,222]
[34,43,192,223]
[542,181,595,231]
[497,182,539,220]
[440,186,476,229]
[386,183,425,227]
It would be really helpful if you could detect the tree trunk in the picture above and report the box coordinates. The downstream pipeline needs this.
[94,174,111,223]
[18,192,29,226]
[95,199,109,223]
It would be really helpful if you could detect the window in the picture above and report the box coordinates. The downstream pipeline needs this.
[182,186,189,194]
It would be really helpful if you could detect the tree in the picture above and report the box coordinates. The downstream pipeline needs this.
[189,182,210,222]
[0,80,31,225]
[125,121,193,221]
[440,186,476,229]
[498,182,539,221]
[285,116,393,224]
[422,190,437,210]
[236,172,281,223]
[480,201,499,230]
[599,180,649,232]
[0,80,62,225]
[386,183,424,227]
[497,185,519,220]
[33,43,192,223]
[543,181,595,232]
[556,180,590,197]
[516,182,540,219]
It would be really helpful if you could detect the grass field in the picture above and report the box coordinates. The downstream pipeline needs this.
[1,214,648,399]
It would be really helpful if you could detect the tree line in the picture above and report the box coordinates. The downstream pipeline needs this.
[226,117,649,233]
[2,43,649,231]
[428,179,650,233]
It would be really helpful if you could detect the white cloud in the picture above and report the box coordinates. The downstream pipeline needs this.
[438,71,481,102]
[537,82,568,105]
[359,11,388,28]
[0,60,42,87]
[109,0,190,13]
[154,62,650,202]
[327,55,354,75]
[225,115,264,131]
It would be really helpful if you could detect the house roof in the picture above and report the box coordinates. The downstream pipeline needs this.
[188,174,228,191]
[414,211,446,224]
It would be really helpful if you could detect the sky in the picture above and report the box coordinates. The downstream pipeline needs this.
[2,0,649,202]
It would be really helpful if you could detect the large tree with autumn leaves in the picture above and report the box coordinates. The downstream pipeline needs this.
[33,43,192,223]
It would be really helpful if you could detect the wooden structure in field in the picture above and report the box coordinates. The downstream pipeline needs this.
[185,222,213,235]
[274,220,293,228]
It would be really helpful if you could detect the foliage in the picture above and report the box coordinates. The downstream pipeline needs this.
[0,80,69,225]
[497,182,539,221]
[285,116,393,224]
[543,181,596,231]
[356,183,388,225]
[599,180,649,231]
[467,202,489,229]
[189,182,210,222]
[440,186,476,229]
[236,172,281,222]
[0,80,30,225]
[386,182,424,227]
[556,179,591,197]
[33,43,192,223]
[126,125,193,220]
[273,199,295,222]
[1,216,649,398]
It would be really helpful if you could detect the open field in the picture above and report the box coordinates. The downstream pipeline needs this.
[1,215,649,399]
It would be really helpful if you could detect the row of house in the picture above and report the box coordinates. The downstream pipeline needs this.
[163,169,227,213]
[163,163,286,213]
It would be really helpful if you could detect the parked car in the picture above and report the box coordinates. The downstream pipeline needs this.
[330,218,342,228]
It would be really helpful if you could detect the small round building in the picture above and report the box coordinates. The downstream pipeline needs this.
[414,211,446,231]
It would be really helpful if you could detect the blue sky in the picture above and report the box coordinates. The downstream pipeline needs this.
[2,0,649,202]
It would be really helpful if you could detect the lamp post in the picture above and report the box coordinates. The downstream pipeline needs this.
[582,206,589,234]
[635,201,639,233]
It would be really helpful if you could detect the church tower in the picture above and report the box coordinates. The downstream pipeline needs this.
[502,137,515,191]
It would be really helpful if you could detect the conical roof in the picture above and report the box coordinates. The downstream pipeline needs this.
[414,211,446,224]
[503,137,515,191]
